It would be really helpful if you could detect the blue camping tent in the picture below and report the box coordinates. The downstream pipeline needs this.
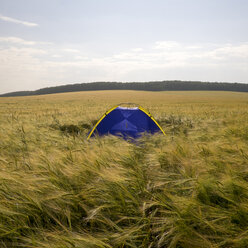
[87,105,165,139]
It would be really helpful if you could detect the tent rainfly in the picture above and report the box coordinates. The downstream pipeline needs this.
[87,105,165,140]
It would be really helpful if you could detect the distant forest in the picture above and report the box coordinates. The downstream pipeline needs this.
[1,81,248,97]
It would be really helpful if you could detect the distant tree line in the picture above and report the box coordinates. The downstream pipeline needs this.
[1,81,248,97]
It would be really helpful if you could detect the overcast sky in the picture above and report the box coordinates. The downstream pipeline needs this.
[0,0,248,94]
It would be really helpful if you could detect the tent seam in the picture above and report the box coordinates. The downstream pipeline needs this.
[87,106,118,140]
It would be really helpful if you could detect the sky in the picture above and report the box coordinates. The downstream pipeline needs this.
[0,0,248,94]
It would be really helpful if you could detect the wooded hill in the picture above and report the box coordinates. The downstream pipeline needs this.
[1,81,248,97]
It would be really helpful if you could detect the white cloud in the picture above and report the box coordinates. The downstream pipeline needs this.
[153,41,181,50]
[0,14,38,27]
[131,48,143,52]
[0,36,53,46]
[63,48,80,53]
[74,55,88,60]
[211,43,248,59]
[51,54,62,58]
[0,39,247,93]
[0,37,36,45]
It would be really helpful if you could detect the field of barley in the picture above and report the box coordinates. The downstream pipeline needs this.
[1,90,248,248]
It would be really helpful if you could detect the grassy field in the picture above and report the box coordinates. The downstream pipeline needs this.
[1,90,248,248]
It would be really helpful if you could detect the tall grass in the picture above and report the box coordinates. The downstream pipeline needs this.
[0,91,248,247]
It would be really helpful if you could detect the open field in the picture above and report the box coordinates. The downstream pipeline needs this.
[1,90,248,247]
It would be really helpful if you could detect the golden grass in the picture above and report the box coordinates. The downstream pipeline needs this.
[0,90,248,247]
